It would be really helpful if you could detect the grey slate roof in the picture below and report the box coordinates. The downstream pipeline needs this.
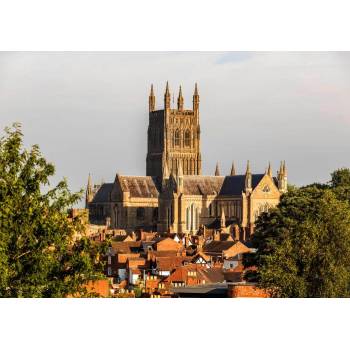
[182,174,268,196]
[219,174,265,195]
[91,183,113,203]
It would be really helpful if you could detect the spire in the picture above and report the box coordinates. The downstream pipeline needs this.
[245,160,252,191]
[245,160,251,175]
[278,161,288,193]
[267,161,272,177]
[230,161,236,176]
[220,209,226,229]
[164,81,170,109]
[194,82,199,96]
[87,173,92,190]
[85,173,93,208]
[149,84,155,112]
[278,161,283,178]
[215,162,220,176]
[283,160,287,177]
[165,81,170,95]
[177,85,184,111]
[193,82,199,112]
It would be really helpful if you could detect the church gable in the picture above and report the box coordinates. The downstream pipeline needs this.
[251,174,281,199]
[91,183,113,203]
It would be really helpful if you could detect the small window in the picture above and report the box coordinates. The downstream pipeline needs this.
[108,256,111,264]
[107,267,112,276]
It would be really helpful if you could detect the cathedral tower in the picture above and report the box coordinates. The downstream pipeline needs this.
[146,82,202,178]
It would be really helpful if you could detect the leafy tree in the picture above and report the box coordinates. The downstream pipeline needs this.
[244,181,350,297]
[0,124,106,297]
[330,168,350,203]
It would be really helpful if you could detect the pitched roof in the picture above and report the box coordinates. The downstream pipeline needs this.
[155,256,189,271]
[91,183,113,203]
[203,241,236,253]
[183,176,225,195]
[111,241,142,254]
[219,174,265,195]
[198,268,225,284]
[181,174,269,196]
[118,175,160,198]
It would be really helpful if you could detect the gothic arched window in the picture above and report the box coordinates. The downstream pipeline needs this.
[175,130,180,146]
[184,130,191,147]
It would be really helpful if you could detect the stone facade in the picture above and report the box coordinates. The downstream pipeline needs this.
[146,82,201,178]
[86,82,288,235]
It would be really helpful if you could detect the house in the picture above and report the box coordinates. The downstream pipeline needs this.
[203,240,250,259]
[191,252,211,268]
[154,256,191,276]
[127,257,147,285]
[153,237,184,252]
[164,264,225,290]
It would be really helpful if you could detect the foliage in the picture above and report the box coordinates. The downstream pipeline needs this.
[330,168,350,203]
[244,171,350,297]
[0,124,106,297]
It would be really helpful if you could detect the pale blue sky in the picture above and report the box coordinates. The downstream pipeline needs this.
[1,52,349,202]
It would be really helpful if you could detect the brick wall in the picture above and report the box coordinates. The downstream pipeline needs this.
[228,283,269,298]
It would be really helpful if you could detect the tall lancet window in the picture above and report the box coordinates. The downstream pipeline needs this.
[175,130,180,146]
[184,130,191,147]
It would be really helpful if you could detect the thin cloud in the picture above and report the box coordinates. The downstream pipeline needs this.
[215,51,254,64]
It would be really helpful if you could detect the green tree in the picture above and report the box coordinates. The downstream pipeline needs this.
[244,182,350,297]
[0,124,106,297]
[330,168,350,203]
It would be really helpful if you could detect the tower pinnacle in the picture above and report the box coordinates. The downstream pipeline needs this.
[164,81,170,109]
[193,82,199,112]
[177,85,184,111]
[215,162,220,176]
[149,84,155,112]
[267,161,272,177]
[230,161,236,176]
[245,160,252,191]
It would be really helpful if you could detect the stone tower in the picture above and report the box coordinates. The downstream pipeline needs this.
[146,82,202,178]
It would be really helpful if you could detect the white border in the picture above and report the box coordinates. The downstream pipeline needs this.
[1,1,350,349]
[0,0,349,50]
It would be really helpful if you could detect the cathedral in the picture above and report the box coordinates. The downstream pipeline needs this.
[86,82,288,237]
